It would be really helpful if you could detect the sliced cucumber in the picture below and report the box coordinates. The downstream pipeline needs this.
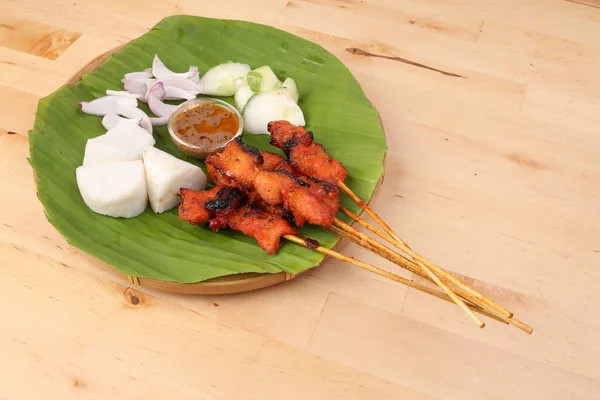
[242,89,305,134]
[198,62,251,96]
[246,66,282,93]
[281,77,299,103]
[234,84,255,111]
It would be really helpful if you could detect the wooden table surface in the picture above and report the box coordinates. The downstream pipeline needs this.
[2,0,600,398]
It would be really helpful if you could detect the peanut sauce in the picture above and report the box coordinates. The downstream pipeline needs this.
[173,104,239,147]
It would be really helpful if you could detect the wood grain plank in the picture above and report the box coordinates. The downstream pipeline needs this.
[0,46,49,87]
[135,280,333,350]
[0,2,145,42]
[481,20,600,103]
[402,274,600,381]
[308,293,600,400]
[86,0,291,25]
[13,35,125,98]
[0,14,81,60]
[300,243,411,317]
[399,0,600,46]
[565,0,600,9]
[522,87,600,133]
[297,0,484,42]
[0,85,39,135]
[0,242,438,400]
[276,3,533,84]
[477,20,543,57]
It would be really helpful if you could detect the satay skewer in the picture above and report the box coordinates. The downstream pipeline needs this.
[284,234,506,324]
[205,132,531,332]
[337,184,514,320]
[338,205,514,320]
[328,219,485,328]
[265,124,483,325]
[329,223,533,334]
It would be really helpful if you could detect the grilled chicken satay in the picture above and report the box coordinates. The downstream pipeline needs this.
[267,120,347,184]
[253,169,339,226]
[259,150,299,176]
[207,137,340,227]
[291,175,340,226]
[205,139,297,191]
[227,205,298,254]
[179,185,244,229]
[247,191,291,221]
[205,187,245,232]
[179,186,223,225]
[179,186,298,254]
[205,137,263,191]
[257,150,340,226]
[207,145,294,220]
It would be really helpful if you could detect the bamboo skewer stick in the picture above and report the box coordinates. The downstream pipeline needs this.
[329,224,533,334]
[337,180,399,242]
[329,220,484,328]
[332,218,496,325]
[338,205,514,319]
[339,205,395,242]
[284,234,505,324]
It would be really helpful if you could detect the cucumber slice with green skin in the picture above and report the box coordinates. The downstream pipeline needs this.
[281,77,299,103]
[198,62,251,96]
[234,84,255,111]
[246,66,282,93]
[242,89,305,134]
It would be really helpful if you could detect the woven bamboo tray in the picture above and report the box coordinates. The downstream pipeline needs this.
[62,45,386,295]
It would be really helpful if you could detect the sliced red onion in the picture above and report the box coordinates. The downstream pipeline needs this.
[106,90,138,98]
[106,90,145,102]
[102,113,141,130]
[146,81,166,102]
[115,106,152,134]
[152,54,199,81]
[188,66,200,83]
[79,96,137,116]
[150,116,169,126]
[148,94,178,118]
[160,77,203,95]
[164,85,195,100]
[124,78,156,96]
[124,68,153,80]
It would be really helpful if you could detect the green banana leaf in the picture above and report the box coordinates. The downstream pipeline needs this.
[28,15,387,283]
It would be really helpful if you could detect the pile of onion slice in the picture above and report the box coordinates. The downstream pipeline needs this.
[79,55,202,130]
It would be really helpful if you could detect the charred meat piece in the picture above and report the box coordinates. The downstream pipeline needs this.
[267,120,313,153]
[206,187,245,232]
[260,150,285,171]
[228,205,298,254]
[179,186,244,228]
[283,185,336,227]
[260,150,299,176]
[267,121,347,183]
[205,136,263,190]
[247,168,338,227]
[289,142,347,184]
[206,163,244,190]
[253,170,337,227]
[254,169,308,205]
[203,135,341,228]
[247,190,293,222]
[178,186,223,225]
[297,175,340,219]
